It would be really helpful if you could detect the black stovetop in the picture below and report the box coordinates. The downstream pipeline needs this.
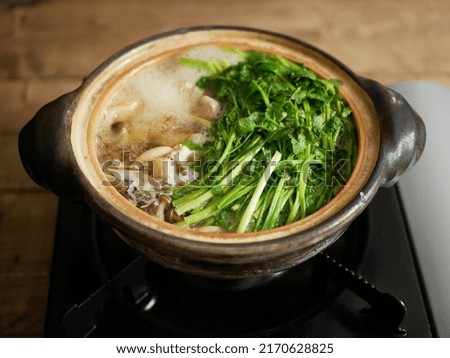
[44,186,433,337]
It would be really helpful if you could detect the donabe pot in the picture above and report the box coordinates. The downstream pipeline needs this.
[18,26,425,278]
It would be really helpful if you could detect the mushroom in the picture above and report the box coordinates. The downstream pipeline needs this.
[111,121,128,136]
[165,207,183,223]
[155,194,171,221]
[136,146,173,163]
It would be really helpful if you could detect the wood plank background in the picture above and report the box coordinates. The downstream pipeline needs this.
[1,0,449,337]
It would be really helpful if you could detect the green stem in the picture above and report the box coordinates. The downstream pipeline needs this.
[236,151,282,233]
[252,187,274,232]
[172,187,209,207]
[217,183,257,210]
[262,177,286,230]
[174,143,263,215]
[179,201,219,226]
[203,130,236,180]
[252,81,270,107]
[286,155,314,224]
[267,187,294,229]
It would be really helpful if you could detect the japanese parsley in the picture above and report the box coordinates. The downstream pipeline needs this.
[172,50,357,233]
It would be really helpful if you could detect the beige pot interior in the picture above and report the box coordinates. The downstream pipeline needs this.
[70,28,380,244]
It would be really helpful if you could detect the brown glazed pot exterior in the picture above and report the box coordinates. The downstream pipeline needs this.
[18,27,425,278]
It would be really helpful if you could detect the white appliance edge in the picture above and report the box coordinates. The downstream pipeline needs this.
[391,81,450,337]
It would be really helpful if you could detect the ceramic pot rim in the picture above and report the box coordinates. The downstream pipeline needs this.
[70,26,381,246]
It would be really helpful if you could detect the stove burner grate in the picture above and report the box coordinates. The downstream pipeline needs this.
[60,211,404,338]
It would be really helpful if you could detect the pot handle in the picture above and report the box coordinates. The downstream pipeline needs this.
[18,91,80,198]
[358,78,426,187]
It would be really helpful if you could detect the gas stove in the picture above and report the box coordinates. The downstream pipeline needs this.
[44,81,450,338]
[44,186,431,338]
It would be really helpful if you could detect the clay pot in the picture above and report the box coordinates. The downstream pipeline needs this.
[18,26,425,278]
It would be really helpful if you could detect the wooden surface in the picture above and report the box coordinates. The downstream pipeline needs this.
[0,0,449,337]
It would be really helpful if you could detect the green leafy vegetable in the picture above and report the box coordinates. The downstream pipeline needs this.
[173,49,357,232]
